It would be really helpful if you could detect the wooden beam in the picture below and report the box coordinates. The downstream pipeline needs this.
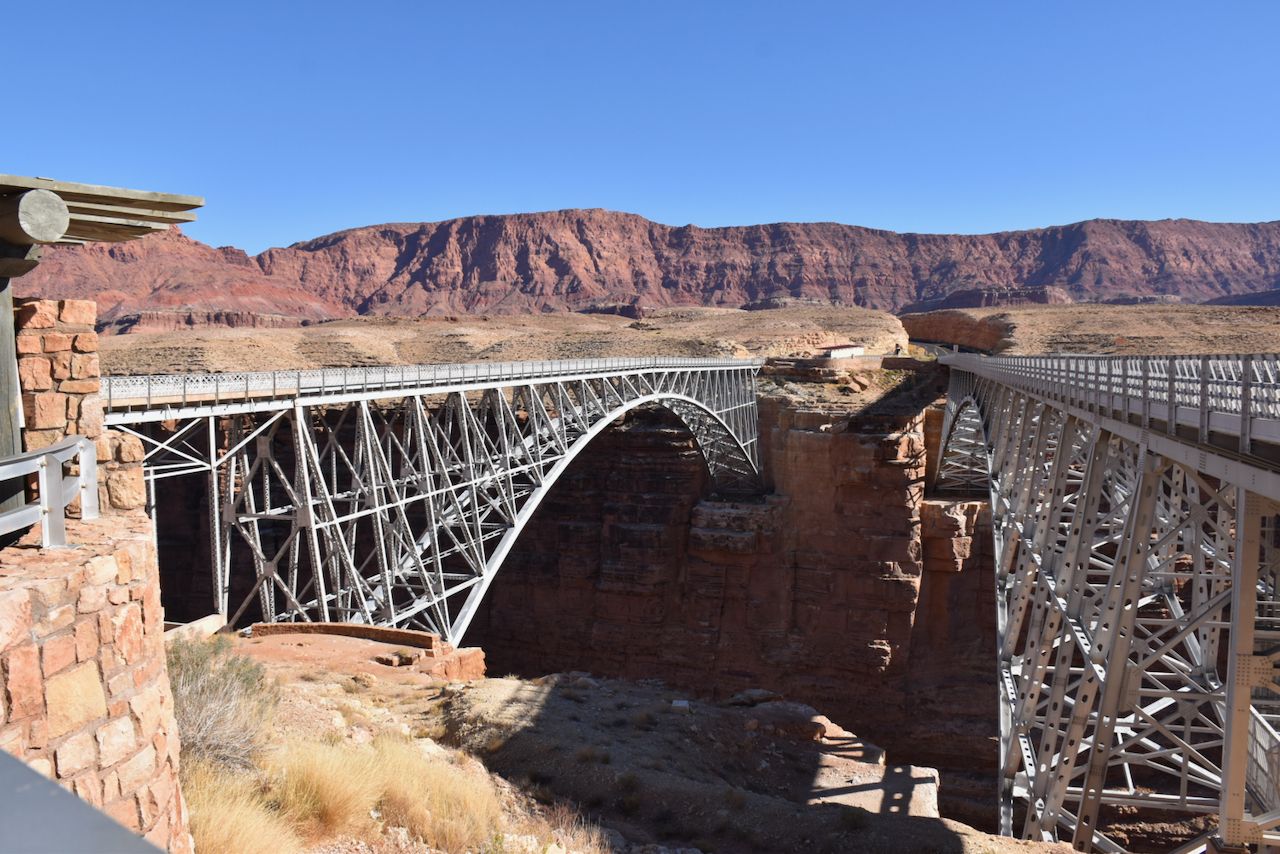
[0,175,203,213]
[63,213,168,243]
[0,244,29,515]
[62,200,199,225]
[0,244,42,277]
[0,190,70,245]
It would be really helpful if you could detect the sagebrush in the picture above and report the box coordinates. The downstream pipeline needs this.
[167,635,278,769]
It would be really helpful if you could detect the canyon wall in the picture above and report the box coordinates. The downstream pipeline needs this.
[0,299,192,851]
[900,310,1015,353]
[17,213,1280,329]
[468,379,999,827]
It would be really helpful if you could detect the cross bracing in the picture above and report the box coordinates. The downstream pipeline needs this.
[937,352,1280,853]
[103,357,762,643]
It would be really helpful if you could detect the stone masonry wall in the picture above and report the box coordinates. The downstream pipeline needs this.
[3,298,190,850]
[14,298,146,513]
[0,515,192,852]
[14,298,102,451]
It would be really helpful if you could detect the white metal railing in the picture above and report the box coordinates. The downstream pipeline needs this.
[942,352,1280,454]
[1248,708,1280,814]
[102,356,765,412]
[0,436,100,547]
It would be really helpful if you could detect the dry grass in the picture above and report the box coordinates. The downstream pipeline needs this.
[268,740,381,837]
[182,760,302,854]
[373,736,502,852]
[167,636,278,769]
[263,736,506,851]
[508,802,611,854]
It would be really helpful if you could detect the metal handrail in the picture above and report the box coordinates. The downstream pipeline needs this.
[0,436,100,548]
[1248,708,1280,813]
[101,356,766,411]
[942,352,1280,455]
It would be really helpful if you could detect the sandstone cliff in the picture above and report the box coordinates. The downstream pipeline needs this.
[17,229,341,332]
[16,212,1280,331]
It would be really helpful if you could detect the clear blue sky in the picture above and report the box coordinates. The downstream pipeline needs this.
[8,2,1278,253]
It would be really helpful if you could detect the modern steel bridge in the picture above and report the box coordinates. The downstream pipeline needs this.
[103,357,762,642]
[936,352,1280,852]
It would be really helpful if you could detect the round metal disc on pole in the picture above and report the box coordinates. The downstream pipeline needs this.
[0,189,70,245]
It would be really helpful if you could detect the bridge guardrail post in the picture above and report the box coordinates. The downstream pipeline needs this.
[1199,355,1210,443]
[1140,356,1150,427]
[77,437,99,521]
[39,451,65,548]
[1121,357,1129,422]
[1241,354,1253,455]
[1167,357,1177,435]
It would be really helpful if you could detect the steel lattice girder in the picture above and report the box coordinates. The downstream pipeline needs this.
[936,368,1280,852]
[116,363,761,644]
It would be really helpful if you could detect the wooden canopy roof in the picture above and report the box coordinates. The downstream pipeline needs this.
[0,175,203,245]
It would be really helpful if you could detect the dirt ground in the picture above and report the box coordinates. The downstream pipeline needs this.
[234,631,1069,854]
[99,306,907,375]
[903,304,1280,355]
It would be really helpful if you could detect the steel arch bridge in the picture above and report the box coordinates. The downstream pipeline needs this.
[936,352,1280,853]
[103,357,762,643]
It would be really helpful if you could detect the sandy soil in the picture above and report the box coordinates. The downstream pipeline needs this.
[100,307,907,375]
[903,304,1280,355]
[234,631,1067,854]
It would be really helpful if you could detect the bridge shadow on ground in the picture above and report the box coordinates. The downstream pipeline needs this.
[439,674,977,854]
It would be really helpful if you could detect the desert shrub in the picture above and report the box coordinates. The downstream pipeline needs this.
[723,787,746,811]
[839,805,872,831]
[630,709,656,730]
[616,793,641,816]
[373,735,502,852]
[268,740,381,837]
[167,636,278,769]
[182,760,301,854]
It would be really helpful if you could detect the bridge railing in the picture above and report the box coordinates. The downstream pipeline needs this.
[0,436,100,548]
[942,352,1280,452]
[102,356,765,411]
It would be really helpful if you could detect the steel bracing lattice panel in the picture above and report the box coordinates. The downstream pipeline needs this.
[105,358,761,643]
[937,354,1280,853]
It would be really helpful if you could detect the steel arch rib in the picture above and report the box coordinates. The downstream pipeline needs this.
[447,391,758,641]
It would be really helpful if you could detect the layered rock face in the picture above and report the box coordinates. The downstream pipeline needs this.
[17,229,339,332]
[17,212,1280,329]
[900,285,1073,314]
[899,310,1014,352]
[468,389,999,828]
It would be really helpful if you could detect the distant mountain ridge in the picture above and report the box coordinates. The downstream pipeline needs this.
[16,209,1280,332]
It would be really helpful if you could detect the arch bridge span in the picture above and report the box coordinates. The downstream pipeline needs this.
[103,357,762,643]
[936,352,1280,853]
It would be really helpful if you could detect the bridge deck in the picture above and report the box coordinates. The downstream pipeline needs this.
[942,351,1280,500]
[102,356,764,425]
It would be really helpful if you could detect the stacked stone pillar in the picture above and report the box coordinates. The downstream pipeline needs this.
[1,298,191,851]
[13,298,146,512]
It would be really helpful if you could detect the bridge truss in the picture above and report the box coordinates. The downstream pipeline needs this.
[104,358,761,643]
[937,353,1280,852]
